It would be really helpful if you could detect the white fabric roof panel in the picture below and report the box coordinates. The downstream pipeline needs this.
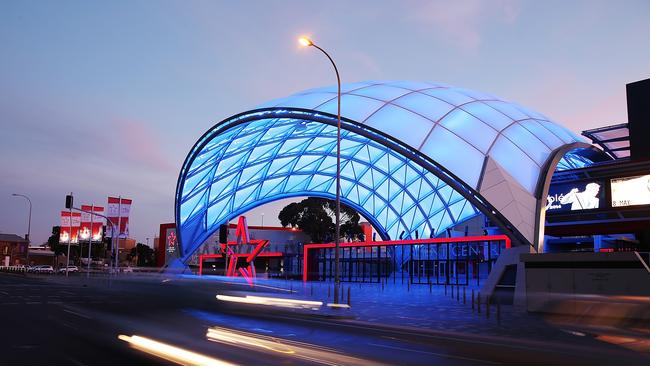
[258,81,585,195]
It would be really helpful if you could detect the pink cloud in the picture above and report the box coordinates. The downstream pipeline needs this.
[406,0,521,52]
[109,119,176,172]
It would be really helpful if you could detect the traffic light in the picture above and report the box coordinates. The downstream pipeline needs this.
[219,224,228,244]
[65,194,74,209]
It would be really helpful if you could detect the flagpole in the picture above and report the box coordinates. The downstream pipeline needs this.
[87,204,93,277]
[116,196,121,274]
[66,192,73,277]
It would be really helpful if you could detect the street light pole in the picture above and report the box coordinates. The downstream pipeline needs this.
[298,36,342,303]
[11,193,32,265]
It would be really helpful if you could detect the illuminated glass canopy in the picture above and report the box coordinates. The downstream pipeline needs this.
[176,81,590,260]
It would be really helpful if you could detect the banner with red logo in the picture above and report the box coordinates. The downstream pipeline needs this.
[80,205,105,242]
[59,211,81,244]
[107,197,132,238]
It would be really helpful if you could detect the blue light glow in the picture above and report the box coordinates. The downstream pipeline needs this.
[176,81,593,260]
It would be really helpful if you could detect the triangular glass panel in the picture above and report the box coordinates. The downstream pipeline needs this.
[351,161,369,180]
[448,189,464,205]
[294,155,322,172]
[307,174,333,191]
[401,192,415,214]
[278,137,311,155]
[340,140,364,156]
[366,144,385,163]
[209,173,238,202]
[308,137,336,153]
[429,194,446,217]
[371,169,387,188]
[388,178,402,201]
[267,156,296,177]
[318,156,337,174]
[249,143,280,162]
[263,124,295,140]
[375,153,389,173]
[448,200,465,222]
[375,179,390,200]
[437,184,454,203]
[207,196,231,227]
[346,185,360,204]
[285,174,311,193]
[340,178,355,197]
[402,205,418,229]
[390,192,405,214]
[259,177,286,198]
[404,164,421,186]
[238,163,266,186]
[357,185,372,206]
[215,150,248,176]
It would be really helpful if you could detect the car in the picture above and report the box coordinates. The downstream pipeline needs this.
[59,266,79,274]
[34,265,54,274]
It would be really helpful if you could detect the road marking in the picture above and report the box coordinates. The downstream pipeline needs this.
[367,342,501,365]
[26,302,42,305]
[0,291,9,295]
[63,308,93,319]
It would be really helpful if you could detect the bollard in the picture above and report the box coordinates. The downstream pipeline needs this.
[471,289,474,310]
[451,284,454,298]
[456,285,460,302]
[497,298,501,325]
[328,285,331,298]
[429,282,432,293]
[463,287,466,304]
[407,280,410,292]
[477,292,481,314]
[347,287,351,306]
[445,284,447,296]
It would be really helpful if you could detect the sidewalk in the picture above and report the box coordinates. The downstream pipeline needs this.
[249,279,647,351]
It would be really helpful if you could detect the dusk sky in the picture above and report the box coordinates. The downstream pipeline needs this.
[1,0,649,246]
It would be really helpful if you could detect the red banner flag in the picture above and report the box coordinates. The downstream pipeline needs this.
[107,197,132,238]
[60,211,81,243]
[80,205,105,242]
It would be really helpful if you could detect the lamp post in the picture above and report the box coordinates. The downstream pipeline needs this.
[11,193,32,266]
[298,36,342,304]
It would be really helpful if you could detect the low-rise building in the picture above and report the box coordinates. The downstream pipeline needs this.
[0,234,28,266]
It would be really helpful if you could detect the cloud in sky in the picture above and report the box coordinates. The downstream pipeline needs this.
[406,0,521,52]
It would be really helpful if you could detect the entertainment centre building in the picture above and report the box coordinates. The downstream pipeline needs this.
[165,79,650,294]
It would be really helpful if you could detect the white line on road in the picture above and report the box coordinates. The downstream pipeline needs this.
[63,308,93,319]
[367,342,502,365]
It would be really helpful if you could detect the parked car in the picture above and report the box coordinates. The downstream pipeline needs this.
[58,265,79,274]
[34,265,54,274]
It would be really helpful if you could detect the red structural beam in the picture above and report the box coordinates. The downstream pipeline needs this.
[198,252,283,275]
[302,235,511,282]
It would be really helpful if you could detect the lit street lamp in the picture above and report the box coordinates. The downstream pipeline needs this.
[298,36,342,304]
[11,193,32,265]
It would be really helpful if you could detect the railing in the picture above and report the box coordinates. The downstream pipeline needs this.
[0,265,28,273]
[303,235,510,286]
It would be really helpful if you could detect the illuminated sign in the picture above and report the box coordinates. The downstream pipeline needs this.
[611,174,650,207]
[166,230,177,254]
[547,181,604,212]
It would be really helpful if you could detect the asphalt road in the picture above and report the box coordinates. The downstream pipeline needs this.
[0,273,648,366]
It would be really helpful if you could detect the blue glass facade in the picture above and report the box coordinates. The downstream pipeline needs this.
[178,111,479,258]
[176,81,594,261]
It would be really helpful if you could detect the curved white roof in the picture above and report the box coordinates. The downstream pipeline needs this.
[258,80,585,195]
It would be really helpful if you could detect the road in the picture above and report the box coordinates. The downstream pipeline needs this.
[0,272,648,365]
